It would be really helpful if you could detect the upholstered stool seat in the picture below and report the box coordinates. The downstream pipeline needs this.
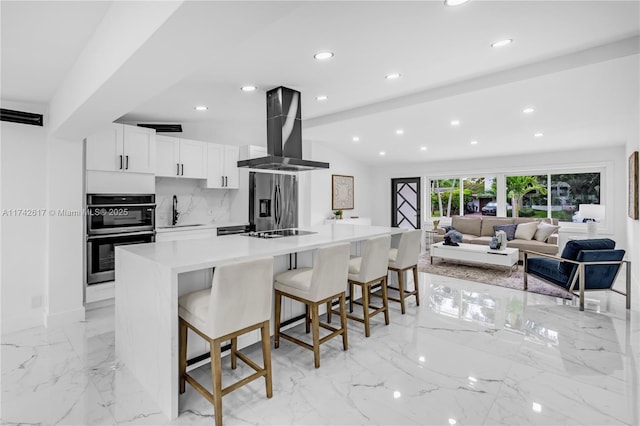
[387,230,422,314]
[178,257,274,426]
[273,268,314,299]
[274,243,350,368]
[345,235,391,337]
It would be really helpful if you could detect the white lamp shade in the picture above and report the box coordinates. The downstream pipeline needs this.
[579,204,606,222]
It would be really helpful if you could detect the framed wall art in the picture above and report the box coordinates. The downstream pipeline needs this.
[629,151,638,220]
[332,174,354,210]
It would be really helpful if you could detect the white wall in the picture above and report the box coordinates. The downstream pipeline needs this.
[306,141,374,226]
[1,104,49,333]
[624,106,639,306]
[45,136,85,327]
[1,101,85,334]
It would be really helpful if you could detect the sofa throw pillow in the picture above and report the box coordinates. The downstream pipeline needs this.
[493,224,517,240]
[534,222,559,242]
[514,221,538,240]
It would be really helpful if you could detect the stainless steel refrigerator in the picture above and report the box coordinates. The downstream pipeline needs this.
[249,172,298,231]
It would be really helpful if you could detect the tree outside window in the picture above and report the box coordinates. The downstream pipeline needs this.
[506,175,547,218]
[430,178,470,217]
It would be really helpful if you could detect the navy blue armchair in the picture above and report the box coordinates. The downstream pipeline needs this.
[523,238,630,311]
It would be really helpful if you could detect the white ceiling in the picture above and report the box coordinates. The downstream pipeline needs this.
[1,1,639,165]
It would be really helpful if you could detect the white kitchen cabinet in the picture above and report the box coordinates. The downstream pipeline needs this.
[206,143,239,189]
[86,124,155,173]
[155,135,207,179]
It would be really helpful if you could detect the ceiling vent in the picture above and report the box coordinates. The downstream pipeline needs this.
[0,108,43,126]
[137,123,183,133]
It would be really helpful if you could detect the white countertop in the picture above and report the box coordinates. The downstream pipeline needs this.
[115,223,404,420]
[119,224,404,273]
[155,221,248,233]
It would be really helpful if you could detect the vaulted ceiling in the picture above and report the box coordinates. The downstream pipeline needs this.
[2,1,638,165]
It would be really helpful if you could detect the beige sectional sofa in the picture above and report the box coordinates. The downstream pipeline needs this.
[433,216,559,259]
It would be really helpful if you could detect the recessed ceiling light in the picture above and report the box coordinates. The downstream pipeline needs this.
[316,95,328,101]
[491,39,513,48]
[470,140,478,145]
[352,136,360,142]
[241,85,257,92]
[379,151,386,156]
[314,51,334,60]
[420,146,427,151]
[523,107,535,114]
[194,105,208,111]
[385,73,401,80]
[534,132,544,137]
[445,0,470,6]
[396,129,404,135]
[450,120,460,126]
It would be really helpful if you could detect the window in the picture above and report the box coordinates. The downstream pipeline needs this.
[428,171,602,223]
[430,178,461,217]
[505,172,601,222]
[463,176,496,217]
[550,173,600,222]
[506,174,547,218]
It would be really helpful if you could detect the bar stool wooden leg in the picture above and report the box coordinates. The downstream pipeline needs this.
[397,270,406,314]
[382,276,390,325]
[348,282,354,313]
[413,266,420,306]
[274,290,282,349]
[340,293,348,350]
[311,303,321,368]
[230,337,238,369]
[326,300,332,324]
[211,339,223,426]
[305,304,311,334]
[179,319,187,394]
[362,283,371,337]
[260,320,273,398]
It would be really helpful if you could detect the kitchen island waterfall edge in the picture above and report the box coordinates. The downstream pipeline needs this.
[114,224,405,420]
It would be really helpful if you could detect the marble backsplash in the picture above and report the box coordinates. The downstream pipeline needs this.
[155,177,232,227]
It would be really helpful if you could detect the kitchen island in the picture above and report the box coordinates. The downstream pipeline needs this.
[115,224,404,420]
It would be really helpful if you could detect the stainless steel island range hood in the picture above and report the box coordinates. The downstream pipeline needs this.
[237,86,329,171]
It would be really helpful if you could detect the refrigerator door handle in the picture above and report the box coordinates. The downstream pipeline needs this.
[274,184,281,226]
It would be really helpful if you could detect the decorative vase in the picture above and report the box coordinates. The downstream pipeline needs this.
[433,220,440,230]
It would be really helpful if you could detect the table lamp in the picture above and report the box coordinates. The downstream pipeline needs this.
[579,204,606,238]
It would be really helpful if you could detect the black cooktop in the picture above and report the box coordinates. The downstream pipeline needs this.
[243,229,316,239]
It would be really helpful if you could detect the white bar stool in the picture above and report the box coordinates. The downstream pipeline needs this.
[178,256,274,426]
[274,243,350,368]
[388,229,422,314]
[347,235,391,337]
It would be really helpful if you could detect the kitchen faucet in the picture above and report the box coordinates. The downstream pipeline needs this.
[172,195,179,226]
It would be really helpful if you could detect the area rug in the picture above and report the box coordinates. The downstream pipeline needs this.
[418,254,573,299]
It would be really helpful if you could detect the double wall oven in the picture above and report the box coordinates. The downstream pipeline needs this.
[86,194,155,285]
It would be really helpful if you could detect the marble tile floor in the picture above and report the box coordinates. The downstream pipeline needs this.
[2,272,639,425]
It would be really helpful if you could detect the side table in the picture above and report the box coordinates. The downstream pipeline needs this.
[424,230,438,251]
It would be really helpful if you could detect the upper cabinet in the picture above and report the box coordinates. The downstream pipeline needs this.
[155,135,207,179]
[86,124,155,173]
[205,143,239,189]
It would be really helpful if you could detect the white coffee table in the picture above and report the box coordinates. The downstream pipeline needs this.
[430,242,518,270]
